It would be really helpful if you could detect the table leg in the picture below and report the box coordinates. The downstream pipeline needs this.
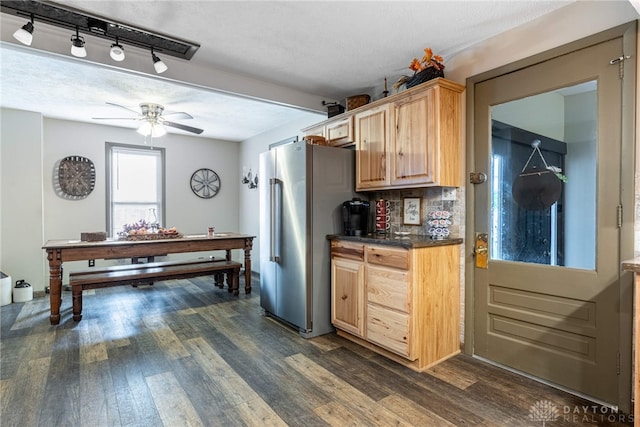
[244,238,253,294]
[47,250,63,325]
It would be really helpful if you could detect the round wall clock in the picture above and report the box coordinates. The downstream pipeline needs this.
[54,155,96,200]
[190,168,220,199]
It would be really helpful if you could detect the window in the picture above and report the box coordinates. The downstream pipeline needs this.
[106,143,165,237]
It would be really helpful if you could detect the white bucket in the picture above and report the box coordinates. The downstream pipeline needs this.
[0,274,11,306]
[13,280,33,303]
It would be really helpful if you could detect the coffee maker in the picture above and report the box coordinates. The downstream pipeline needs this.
[342,198,370,236]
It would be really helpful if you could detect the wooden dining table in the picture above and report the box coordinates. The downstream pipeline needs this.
[42,232,255,325]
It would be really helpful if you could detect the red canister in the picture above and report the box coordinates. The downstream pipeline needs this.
[375,199,390,233]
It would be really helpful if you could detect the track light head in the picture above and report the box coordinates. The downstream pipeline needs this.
[13,16,34,46]
[70,27,86,58]
[151,49,168,74]
[109,37,125,61]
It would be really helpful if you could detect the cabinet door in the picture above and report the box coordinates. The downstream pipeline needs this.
[326,117,353,147]
[355,105,390,190]
[304,124,325,138]
[391,89,436,186]
[331,257,364,337]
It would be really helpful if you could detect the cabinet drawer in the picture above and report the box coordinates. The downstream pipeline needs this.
[367,265,409,312]
[366,304,415,360]
[326,117,353,147]
[366,246,409,270]
[331,240,364,261]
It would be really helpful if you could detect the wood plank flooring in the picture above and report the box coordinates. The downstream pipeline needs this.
[0,275,633,426]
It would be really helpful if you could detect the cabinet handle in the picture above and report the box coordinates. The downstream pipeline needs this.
[341,294,348,300]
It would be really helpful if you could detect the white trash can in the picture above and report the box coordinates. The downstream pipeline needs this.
[0,272,11,306]
[13,280,33,303]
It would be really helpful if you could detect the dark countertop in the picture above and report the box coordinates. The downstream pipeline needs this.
[327,234,463,249]
[622,257,640,273]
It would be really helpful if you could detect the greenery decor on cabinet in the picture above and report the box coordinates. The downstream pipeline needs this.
[394,48,445,91]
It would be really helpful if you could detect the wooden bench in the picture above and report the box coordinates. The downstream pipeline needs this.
[69,258,242,321]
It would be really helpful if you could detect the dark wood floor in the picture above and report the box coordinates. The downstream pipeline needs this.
[0,274,633,426]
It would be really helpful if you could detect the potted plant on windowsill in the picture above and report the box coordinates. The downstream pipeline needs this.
[394,47,445,91]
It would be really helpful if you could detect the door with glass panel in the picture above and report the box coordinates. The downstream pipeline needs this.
[473,37,623,405]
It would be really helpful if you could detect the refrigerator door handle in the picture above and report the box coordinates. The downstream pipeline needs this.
[269,177,282,262]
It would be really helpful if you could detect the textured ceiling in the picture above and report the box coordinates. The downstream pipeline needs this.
[0,1,576,142]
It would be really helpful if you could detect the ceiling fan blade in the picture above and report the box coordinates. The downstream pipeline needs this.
[162,111,193,120]
[162,120,204,134]
[105,102,141,116]
[92,117,141,120]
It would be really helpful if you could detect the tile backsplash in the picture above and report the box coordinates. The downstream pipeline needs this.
[368,187,464,239]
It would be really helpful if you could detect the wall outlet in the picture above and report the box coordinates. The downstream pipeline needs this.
[442,187,457,201]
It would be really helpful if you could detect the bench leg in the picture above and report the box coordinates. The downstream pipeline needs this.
[214,272,224,289]
[231,268,240,296]
[72,287,83,322]
[226,270,234,294]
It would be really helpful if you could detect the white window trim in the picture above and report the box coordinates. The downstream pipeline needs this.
[106,142,166,237]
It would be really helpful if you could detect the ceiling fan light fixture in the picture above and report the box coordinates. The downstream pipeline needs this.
[13,15,34,46]
[110,37,125,61]
[137,121,167,138]
[70,27,86,58]
[151,49,168,74]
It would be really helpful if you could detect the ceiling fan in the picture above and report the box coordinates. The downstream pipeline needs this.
[93,102,204,136]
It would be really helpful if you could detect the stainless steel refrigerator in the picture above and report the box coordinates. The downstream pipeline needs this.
[259,138,356,338]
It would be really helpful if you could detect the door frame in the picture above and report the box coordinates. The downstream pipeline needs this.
[464,21,637,411]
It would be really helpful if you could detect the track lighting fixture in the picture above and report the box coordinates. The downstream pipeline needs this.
[109,37,125,62]
[70,26,87,58]
[13,14,34,46]
[151,48,168,74]
[3,2,200,72]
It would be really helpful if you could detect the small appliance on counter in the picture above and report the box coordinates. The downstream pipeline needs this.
[342,198,370,236]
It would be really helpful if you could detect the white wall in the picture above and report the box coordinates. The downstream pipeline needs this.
[492,92,565,141]
[238,113,325,275]
[0,112,241,292]
[0,109,44,290]
[446,2,636,84]
[564,91,597,268]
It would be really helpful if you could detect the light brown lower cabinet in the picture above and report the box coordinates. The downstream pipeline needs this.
[330,239,461,371]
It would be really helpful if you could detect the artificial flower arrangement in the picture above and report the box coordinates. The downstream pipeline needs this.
[394,47,445,91]
[118,219,179,239]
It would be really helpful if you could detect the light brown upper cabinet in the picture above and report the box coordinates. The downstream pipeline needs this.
[303,78,464,191]
[391,82,463,188]
[354,104,391,190]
